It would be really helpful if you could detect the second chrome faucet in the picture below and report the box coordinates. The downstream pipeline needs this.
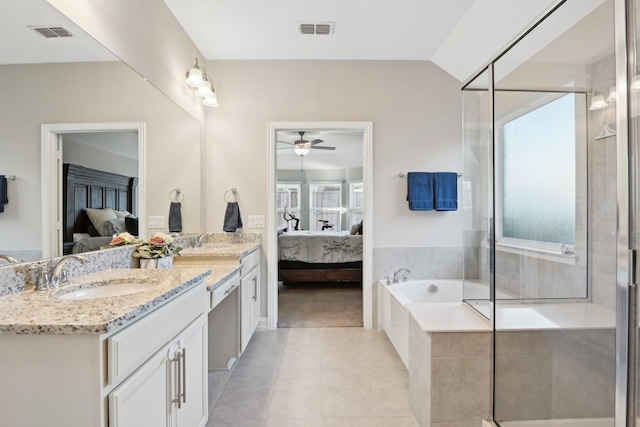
[36,254,90,291]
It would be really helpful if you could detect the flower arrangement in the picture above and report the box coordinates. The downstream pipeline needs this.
[109,232,139,247]
[133,233,183,259]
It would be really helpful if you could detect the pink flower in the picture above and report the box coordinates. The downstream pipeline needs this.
[149,233,173,247]
[110,235,126,246]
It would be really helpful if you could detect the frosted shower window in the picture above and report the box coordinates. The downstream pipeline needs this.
[500,93,576,245]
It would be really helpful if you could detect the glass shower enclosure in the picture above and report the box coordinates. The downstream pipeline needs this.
[461,0,636,426]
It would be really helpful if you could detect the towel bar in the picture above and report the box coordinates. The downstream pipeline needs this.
[399,172,461,178]
[169,188,184,202]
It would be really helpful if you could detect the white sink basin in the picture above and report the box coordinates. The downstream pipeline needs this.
[57,281,157,300]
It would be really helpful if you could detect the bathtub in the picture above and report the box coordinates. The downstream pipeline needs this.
[378,279,486,368]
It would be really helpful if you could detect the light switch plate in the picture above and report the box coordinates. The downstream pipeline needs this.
[248,215,265,228]
[148,215,165,229]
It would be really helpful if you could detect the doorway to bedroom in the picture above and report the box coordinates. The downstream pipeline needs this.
[267,121,373,330]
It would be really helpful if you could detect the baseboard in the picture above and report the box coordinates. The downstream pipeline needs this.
[256,317,268,331]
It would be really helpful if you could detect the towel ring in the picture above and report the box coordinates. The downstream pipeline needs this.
[169,188,184,203]
[224,188,239,203]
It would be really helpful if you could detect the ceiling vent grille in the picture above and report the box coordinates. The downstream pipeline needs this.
[30,26,73,38]
[298,22,334,35]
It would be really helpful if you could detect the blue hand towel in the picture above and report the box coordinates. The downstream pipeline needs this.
[407,172,434,211]
[434,172,458,211]
[0,175,7,214]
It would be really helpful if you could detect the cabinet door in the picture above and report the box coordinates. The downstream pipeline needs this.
[175,315,208,427]
[109,346,170,427]
[240,269,253,353]
[250,266,260,334]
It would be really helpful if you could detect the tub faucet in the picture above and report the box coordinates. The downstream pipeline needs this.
[49,255,89,289]
[0,255,19,265]
[195,232,214,247]
[392,268,411,284]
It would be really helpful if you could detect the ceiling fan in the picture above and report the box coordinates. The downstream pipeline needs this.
[278,131,336,156]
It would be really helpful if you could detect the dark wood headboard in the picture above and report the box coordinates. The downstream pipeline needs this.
[63,164,138,243]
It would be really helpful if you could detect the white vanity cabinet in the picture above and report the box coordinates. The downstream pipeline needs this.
[239,249,261,353]
[0,280,208,427]
[109,313,207,427]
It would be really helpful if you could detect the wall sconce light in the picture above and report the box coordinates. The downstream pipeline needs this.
[589,94,608,110]
[186,58,219,108]
[607,86,616,102]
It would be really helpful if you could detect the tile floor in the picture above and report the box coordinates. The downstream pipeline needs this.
[207,327,418,427]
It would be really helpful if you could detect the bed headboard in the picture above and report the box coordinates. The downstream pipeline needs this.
[63,164,138,243]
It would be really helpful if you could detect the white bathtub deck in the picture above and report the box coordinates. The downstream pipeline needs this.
[407,302,491,332]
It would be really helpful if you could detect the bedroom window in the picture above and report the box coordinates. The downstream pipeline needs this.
[497,92,582,257]
[276,182,301,228]
[309,182,342,231]
[349,181,363,226]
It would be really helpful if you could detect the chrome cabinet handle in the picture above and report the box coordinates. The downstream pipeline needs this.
[181,348,187,404]
[224,283,239,295]
[252,275,257,302]
[172,351,182,409]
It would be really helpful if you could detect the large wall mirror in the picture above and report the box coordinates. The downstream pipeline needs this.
[0,0,202,264]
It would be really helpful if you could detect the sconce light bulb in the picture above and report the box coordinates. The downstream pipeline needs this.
[196,83,212,97]
[203,93,219,107]
[185,67,203,87]
[588,94,608,110]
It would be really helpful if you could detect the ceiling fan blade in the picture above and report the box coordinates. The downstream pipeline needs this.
[310,146,336,151]
[277,140,294,145]
[309,139,324,145]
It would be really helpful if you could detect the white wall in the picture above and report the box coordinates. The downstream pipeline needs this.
[207,60,463,315]
[207,60,462,246]
[63,139,138,178]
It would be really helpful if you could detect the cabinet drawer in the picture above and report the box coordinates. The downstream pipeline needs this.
[240,249,260,276]
[107,283,207,386]
[211,271,240,309]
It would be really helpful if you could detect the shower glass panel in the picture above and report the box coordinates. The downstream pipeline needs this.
[462,68,493,317]
[489,0,617,425]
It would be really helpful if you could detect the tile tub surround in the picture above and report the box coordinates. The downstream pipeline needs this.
[408,314,492,427]
[0,267,210,334]
[373,247,467,282]
[494,329,615,421]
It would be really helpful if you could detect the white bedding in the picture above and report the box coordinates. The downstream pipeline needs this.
[278,230,362,263]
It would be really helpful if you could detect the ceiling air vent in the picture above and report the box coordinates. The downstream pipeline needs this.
[298,22,334,36]
[30,26,73,38]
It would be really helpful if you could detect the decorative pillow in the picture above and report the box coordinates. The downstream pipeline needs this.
[125,215,139,236]
[114,210,131,218]
[85,208,118,236]
[102,218,127,236]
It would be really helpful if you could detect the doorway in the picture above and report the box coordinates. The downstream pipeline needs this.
[267,121,373,330]
[41,122,146,258]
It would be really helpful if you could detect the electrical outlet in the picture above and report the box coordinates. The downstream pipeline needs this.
[148,215,165,229]
[248,215,265,228]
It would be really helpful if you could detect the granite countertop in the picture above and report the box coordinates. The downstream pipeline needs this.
[172,264,240,291]
[0,267,210,335]
[179,242,260,259]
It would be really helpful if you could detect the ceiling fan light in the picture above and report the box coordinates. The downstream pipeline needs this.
[293,145,310,156]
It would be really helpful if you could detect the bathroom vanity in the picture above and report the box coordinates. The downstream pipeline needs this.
[0,267,211,427]
[175,235,261,369]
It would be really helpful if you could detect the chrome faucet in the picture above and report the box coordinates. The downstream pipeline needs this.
[0,255,19,264]
[392,268,411,284]
[36,255,90,290]
[195,232,213,247]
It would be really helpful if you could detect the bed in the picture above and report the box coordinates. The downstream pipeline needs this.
[277,230,363,285]
[63,163,138,254]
